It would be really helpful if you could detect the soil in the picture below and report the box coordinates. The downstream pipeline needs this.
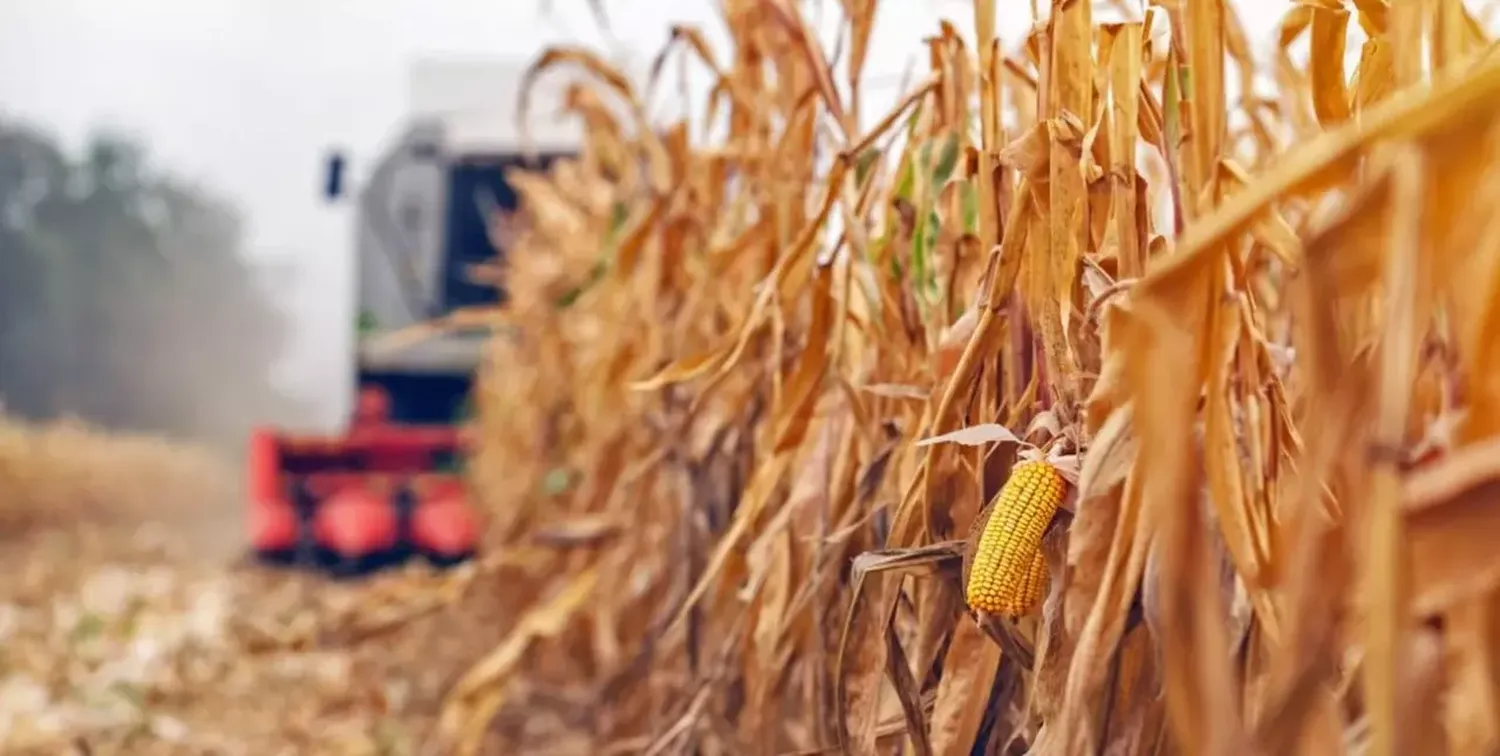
[0,515,512,755]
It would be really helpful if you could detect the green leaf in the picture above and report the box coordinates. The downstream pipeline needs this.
[609,201,630,236]
[1164,54,1183,153]
[931,133,960,184]
[910,203,930,292]
[855,147,882,186]
[553,259,609,309]
[918,210,930,298]
[894,153,916,201]
[543,467,572,496]
[110,681,145,710]
[554,202,630,310]
[961,181,979,233]
[70,613,105,643]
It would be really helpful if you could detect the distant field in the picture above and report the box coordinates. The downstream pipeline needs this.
[0,417,238,540]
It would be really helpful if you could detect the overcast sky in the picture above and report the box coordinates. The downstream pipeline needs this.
[0,0,1287,427]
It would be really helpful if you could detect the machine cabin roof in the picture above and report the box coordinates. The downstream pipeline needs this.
[407,56,588,160]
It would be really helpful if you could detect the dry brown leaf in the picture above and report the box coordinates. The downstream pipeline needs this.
[426,4,1500,754]
[914,423,1022,448]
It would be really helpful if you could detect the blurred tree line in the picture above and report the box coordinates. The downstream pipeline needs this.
[0,116,311,449]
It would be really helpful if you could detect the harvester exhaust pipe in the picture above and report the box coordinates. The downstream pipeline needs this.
[324,150,347,202]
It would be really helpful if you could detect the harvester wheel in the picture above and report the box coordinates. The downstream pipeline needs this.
[251,515,299,567]
[250,478,320,569]
[410,493,479,569]
[313,487,401,578]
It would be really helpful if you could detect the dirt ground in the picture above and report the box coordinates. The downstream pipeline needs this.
[0,514,520,755]
[0,419,599,755]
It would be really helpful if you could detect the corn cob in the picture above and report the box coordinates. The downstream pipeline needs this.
[963,459,1066,617]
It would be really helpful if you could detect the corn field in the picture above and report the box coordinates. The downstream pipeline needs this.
[420,0,1500,754]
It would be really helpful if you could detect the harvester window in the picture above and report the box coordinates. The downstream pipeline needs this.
[439,161,511,310]
[439,152,570,311]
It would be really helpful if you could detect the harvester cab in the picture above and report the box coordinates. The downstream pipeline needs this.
[247,59,580,576]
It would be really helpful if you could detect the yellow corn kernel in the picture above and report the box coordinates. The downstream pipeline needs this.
[964,459,1066,617]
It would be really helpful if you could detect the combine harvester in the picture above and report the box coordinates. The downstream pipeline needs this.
[246,59,582,577]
